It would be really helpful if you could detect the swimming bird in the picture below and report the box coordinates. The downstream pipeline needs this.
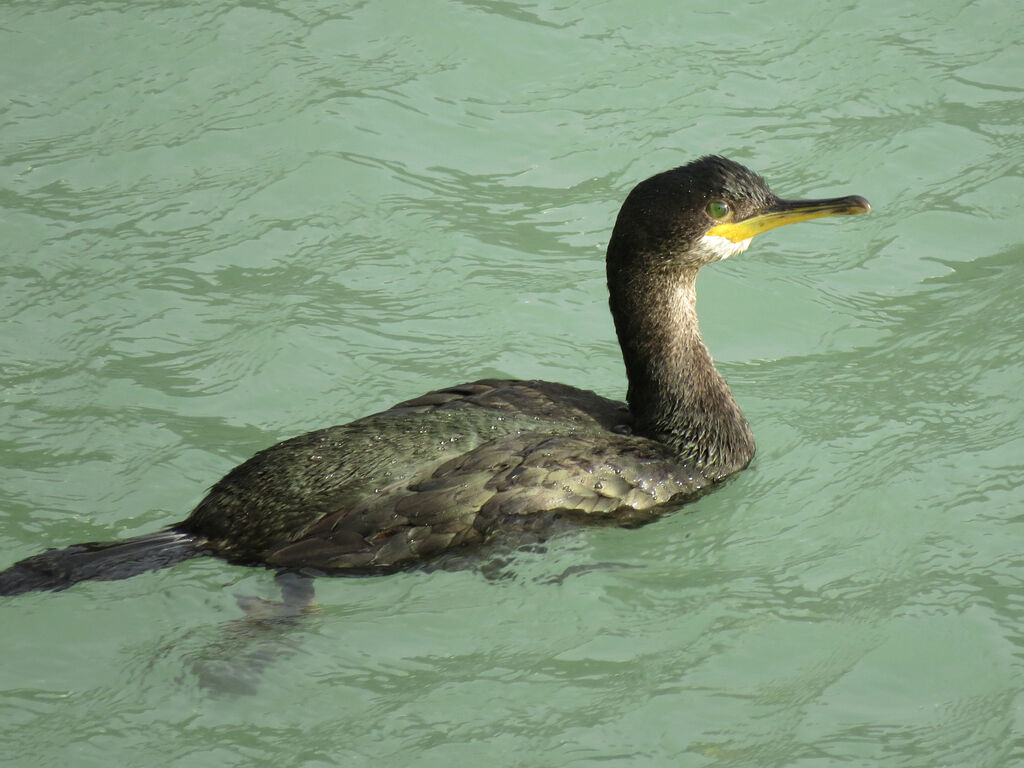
[0,156,870,596]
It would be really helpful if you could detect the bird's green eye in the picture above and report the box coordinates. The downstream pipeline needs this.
[707,200,731,220]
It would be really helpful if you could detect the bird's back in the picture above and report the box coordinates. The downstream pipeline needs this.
[179,379,709,572]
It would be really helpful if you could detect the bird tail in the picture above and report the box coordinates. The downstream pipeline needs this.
[0,529,202,596]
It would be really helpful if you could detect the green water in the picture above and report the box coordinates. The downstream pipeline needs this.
[2,0,1023,765]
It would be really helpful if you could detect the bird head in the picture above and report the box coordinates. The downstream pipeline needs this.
[607,155,870,273]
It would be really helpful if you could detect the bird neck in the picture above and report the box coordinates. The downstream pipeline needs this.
[610,266,755,475]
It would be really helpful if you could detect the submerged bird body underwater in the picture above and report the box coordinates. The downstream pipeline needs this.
[0,156,870,596]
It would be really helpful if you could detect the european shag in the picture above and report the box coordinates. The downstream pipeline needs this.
[0,156,870,595]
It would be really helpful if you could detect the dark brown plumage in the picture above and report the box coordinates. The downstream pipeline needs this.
[0,156,869,595]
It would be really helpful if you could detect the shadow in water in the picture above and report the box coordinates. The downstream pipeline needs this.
[182,572,318,696]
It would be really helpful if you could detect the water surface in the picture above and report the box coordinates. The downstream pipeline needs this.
[2,1,1023,766]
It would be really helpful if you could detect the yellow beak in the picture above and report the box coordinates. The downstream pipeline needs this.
[707,195,871,243]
